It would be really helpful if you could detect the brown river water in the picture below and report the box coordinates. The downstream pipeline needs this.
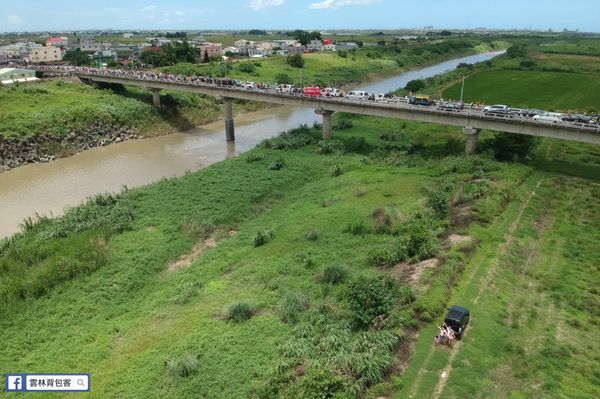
[0,52,503,238]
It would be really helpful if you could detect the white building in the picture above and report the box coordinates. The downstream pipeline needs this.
[29,46,63,63]
[123,33,135,39]
[307,39,324,52]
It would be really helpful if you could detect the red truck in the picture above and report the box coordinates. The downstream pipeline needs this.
[303,87,321,96]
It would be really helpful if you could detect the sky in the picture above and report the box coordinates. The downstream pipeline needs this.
[1,0,599,33]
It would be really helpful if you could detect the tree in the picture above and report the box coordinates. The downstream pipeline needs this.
[238,63,255,73]
[405,79,426,93]
[275,73,292,84]
[287,53,304,68]
[489,133,538,161]
[289,30,322,46]
[63,50,92,66]
[506,44,528,58]
[202,49,210,64]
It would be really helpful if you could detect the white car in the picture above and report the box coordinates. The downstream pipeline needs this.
[483,104,510,114]
[533,113,563,123]
[346,90,369,100]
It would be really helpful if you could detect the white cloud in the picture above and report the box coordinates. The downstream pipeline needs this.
[141,5,157,13]
[6,14,23,25]
[310,0,381,10]
[174,10,184,16]
[248,0,285,11]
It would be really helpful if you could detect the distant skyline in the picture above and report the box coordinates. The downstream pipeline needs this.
[2,0,599,33]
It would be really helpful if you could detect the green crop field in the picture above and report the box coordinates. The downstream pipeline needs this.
[443,70,600,112]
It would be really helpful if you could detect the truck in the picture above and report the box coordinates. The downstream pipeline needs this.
[303,87,321,96]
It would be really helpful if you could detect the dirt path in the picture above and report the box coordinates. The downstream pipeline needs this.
[407,177,542,399]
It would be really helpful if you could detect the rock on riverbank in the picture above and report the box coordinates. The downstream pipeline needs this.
[0,124,139,171]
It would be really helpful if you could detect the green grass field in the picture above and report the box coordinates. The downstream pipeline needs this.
[443,70,600,112]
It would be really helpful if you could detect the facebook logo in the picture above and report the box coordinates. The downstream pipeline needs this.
[5,375,26,392]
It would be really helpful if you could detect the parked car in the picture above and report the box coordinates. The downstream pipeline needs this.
[483,104,510,115]
[409,95,435,106]
[346,90,370,100]
[561,114,593,124]
[444,305,470,339]
[439,101,464,110]
[303,87,321,96]
[533,113,563,123]
[321,87,343,97]
[275,84,295,93]
[518,108,544,117]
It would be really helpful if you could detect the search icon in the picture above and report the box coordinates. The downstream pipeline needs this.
[77,378,85,386]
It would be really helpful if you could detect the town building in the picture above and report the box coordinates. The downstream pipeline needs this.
[0,42,42,60]
[29,46,63,63]
[0,67,38,85]
[286,45,306,55]
[46,37,69,47]
[199,42,223,60]
[323,44,337,51]
[336,42,359,51]
[307,39,324,52]
[79,37,101,52]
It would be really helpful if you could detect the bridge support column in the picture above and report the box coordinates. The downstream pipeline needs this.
[223,97,235,142]
[315,109,335,140]
[463,127,481,154]
[150,88,161,108]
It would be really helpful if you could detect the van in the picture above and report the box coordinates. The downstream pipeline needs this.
[346,90,369,100]
[533,113,563,123]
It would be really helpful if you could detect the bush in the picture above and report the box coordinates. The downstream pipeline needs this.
[275,73,292,84]
[238,63,256,73]
[254,229,274,247]
[317,139,345,155]
[333,119,353,130]
[331,163,344,177]
[488,133,537,161]
[294,367,348,398]
[427,191,449,219]
[246,153,264,163]
[287,53,305,68]
[280,291,306,324]
[227,302,254,323]
[347,276,397,328]
[180,216,214,239]
[353,185,367,197]
[268,158,286,170]
[372,207,394,234]
[306,229,320,241]
[344,221,369,236]
[322,264,349,285]
[173,281,203,304]
[165,353,200,378]
[404,79,425,93]
[366,247,401,268]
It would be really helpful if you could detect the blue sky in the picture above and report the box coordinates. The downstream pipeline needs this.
[2,0,599,33]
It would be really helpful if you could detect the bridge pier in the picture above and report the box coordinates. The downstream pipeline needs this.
[150,88,161,108]
[463,127,481,154]
[223,97,235,142]
[315,109,335,140]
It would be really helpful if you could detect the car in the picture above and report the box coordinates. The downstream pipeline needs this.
[519,108,544,117]
[346,90,369,100]
[533,113,563,123]
[439,101,464,110]
[561,114,593,124]
[483,104,510,115]
[444,305,470,339]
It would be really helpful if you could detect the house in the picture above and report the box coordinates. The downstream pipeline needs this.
[307,39,324,52]
[273,39,299,47]
[0,42,42,60]
[79,37,101,52]
[323,44,336,51]
[323,38,334,45]
[233,39,256,56]
[336,42,359,51]
[123,33,135,39]
[0,67,37,85]
[248,47,272,57]
[199,42,223,59]
[222,46,240,55]
[46,37,68,48]
[91,50,118,63]
[29,46,63,63]
[286,45,306,55]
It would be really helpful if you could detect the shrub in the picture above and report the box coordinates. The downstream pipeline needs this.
[280,291,306,324]
[306,229,320,241]
[227,302,254,323]
[268,158,286,170]
[366,247,400,268]
[427,191,449,219]
[180,216,214,239]
[344,221,369,236]
[173,281,203,304]
[347,276,397,328]
[317,139,345,155]
[294,367,348,398]
[380,130,407,142]
[165,353,200,378]
[287,53,305,68]
[238,63,256,73]
[322,264,349,285]
[404,79,425,92]
[331,163,344,177]
[354,185,367,197]
[372,207,394,234]
[254,229,274,247]
[400,221,440,262]
[275,73,292,84]
[333,119,353,130]
[246,153,264,163]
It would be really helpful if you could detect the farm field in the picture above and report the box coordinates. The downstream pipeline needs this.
[442,70,600,112]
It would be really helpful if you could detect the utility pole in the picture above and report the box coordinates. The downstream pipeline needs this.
[300,67,304,89]
[460,75,465,102]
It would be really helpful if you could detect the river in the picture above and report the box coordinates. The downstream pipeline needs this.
[0,51,503,238]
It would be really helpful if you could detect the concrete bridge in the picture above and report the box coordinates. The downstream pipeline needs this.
[74,72,600,153]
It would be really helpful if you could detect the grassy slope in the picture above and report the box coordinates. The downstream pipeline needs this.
[0,117,533,398]
[443,70,600,112]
